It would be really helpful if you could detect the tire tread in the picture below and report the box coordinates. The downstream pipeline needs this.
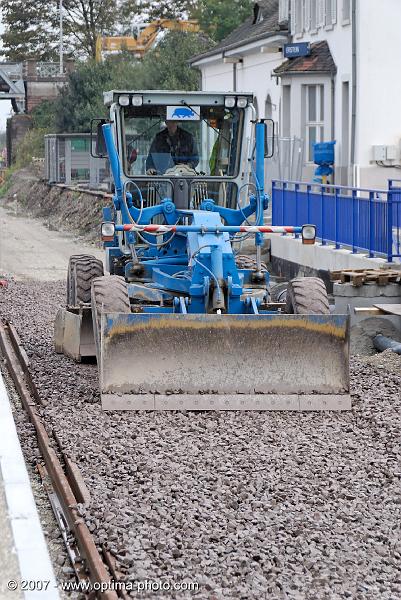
[285,277,330,315]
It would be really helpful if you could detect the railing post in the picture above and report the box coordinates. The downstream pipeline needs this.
[335,187,340,249]
[307,184,311,223]
[65,138,72,185]
[352,189,357,253]
[272,180,276,225]
[369,191,374,258]
[294,183,299,238]
[387,182,393,263]
[281,182,287,232]
[281,181,286,226]
[321,184,325,245]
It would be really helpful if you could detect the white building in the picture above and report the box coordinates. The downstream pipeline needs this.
[191,0,401,190]
[190,1,287,132]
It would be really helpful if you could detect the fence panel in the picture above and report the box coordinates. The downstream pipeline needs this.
[272,180,396,259]
[44,133,110,190]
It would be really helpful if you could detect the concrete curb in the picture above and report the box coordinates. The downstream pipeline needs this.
[0,369,59,599]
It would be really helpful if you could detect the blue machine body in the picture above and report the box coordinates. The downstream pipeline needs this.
[102,120,275,316]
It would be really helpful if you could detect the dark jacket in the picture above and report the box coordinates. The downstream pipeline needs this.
[146,126,199,172]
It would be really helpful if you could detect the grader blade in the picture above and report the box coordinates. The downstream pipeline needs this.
[99,312,350,411]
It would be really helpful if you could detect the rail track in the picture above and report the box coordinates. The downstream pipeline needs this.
[0,320,125,600]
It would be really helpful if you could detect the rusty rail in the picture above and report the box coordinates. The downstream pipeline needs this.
[0,321,118,600]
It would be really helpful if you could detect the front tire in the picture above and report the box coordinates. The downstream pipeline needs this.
[67,255,104,305]
[91,275,131,362]
[285,277,330,315]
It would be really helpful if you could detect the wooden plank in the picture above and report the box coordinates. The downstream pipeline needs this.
[373,304,401,316]
[354,307,384,315]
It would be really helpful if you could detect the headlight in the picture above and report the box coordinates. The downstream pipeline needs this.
[302,224,316,245]
[237,97,248,108]
[132,95,143,106]
[225,96,236,108]
[118,95,130,106]
[101,222,115,241]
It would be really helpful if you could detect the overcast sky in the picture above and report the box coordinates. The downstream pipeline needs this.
[0,16,12,132]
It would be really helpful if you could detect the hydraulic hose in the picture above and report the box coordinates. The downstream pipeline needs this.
[373,334,401,355]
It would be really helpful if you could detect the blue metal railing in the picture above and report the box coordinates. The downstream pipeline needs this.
[272,179,401,261]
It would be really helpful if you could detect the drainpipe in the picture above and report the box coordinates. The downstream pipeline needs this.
[223,54,242,92]
[350,0,357,185]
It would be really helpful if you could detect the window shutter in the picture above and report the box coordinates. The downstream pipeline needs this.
[297,0,303,32]
[310,0,317,29]
[331,0,337,24]
[304,0,310,31]
[342,0,351,21]
[279,0,289,22]
[291,0,297,33]
[318,0,325,26]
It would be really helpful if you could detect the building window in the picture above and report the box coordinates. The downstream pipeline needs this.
[342,0,351,22]
[310,0,318,30]
[325,0,337,27]
[305,84,324,162]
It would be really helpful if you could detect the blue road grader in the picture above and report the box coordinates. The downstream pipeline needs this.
[54,90,350,410]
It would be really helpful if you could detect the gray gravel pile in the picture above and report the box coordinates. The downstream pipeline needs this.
[1,280,401,599]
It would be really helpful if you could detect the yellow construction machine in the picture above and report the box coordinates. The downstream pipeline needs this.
[95,20,200,62]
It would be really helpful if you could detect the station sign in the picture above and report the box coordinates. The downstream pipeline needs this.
[284,42,311,59]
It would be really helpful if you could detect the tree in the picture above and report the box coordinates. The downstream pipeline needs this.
[192,0,253,42]
[62,0,118,59]
[139,31,213,90]
[0,0,59,61]
[53,60,113,131]
[0,0,123,61]
[121,0,196,21]
[30,30,213,133]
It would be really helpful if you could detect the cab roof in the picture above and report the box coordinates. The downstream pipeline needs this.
[103,90,254,107]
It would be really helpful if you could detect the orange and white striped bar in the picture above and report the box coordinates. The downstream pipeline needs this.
[116,224,302,234]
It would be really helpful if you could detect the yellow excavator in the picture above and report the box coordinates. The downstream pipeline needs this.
[95,19,200,62]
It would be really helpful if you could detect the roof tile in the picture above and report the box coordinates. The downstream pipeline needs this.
[191,1,287,63]
[273,40,337,75]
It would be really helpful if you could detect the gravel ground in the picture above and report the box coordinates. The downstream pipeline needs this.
[1,280,401,599]
[1,370,80,600]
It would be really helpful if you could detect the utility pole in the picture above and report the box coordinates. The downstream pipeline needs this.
[59,0,64,75]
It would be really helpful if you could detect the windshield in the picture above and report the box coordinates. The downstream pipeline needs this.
[122,104,244,178]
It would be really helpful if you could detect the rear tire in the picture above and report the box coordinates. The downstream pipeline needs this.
[67,255,104,305]
[270,282,288,303]
[91,275,131,361]
[285,277,330,315]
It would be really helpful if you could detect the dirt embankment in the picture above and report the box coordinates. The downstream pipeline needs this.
[1,167,111,245]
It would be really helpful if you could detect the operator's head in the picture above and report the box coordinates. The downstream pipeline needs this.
[165,120,178,136]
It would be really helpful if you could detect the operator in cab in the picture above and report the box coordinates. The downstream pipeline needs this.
[146,120,199,175]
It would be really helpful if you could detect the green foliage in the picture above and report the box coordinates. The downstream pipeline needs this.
[0,0,121,60]
[139,31,212,90]
[63,0,118,58]
[31,101,58,131]
[14,128,50,168]
[53,60,112,132]
[1,0,58,61]
[2,0,253,60]
[129,0,197,20]
[192,0,253,42]
[0,167,17,198]
[28,31,213,133]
